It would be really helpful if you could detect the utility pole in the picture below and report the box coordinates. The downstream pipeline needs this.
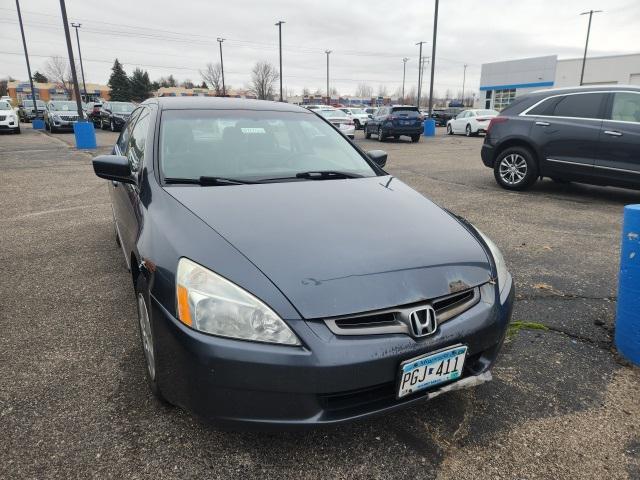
[71,23,87,102]
[579,10,602,86]
[325,50,331,105]
[217,37,226,96]
[415,41,425,107]
[15,0,38,118]
[275,20,285,101]
[58,0,84,119]
[462,63,468,106]
[402,57,409,102]
[427,0,439,117]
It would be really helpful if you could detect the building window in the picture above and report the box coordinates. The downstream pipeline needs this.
[493,88,516,111]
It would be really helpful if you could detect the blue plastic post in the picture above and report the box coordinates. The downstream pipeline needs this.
[73,121,97,149]
[423,118,436,137]
[615,204,640,366]
[32,118,45,130]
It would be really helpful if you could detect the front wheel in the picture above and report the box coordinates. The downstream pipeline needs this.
[365,127,371,139]
[377,126,385,142]
[354,119,361,130]
[110,119,115,132]
[446,124,453,135]
[494,147,538,191]
[411,135,420,142]
[14,126,21,134]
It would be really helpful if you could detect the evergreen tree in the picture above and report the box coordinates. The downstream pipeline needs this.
[200,81,208,89]
[108,59,130,101]
[167,74,177,87]
[129,68,153,102]
[32,71,48,83]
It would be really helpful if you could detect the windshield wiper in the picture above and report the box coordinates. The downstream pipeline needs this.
[294,170,363,180]
[164,176,257,186]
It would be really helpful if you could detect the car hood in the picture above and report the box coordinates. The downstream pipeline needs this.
[166,176,491,319]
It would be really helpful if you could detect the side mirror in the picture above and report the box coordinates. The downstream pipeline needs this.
[367,150,387,168]
[92,155,135,184]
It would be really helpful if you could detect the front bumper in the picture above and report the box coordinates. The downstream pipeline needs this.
[150,278,515,429]
[0,117,20,130]
[51,118,78,129]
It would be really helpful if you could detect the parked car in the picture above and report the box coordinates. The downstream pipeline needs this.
[364,107,377,116]
[364,105,423,142]
[317,108,356,138]
[99,101,136,131]
[482,85,640,191]
[85,102,103,126]
[91,97,514,428]
[430,109,447,126]
[447,109,499,136]
[18,99,46,122]
[339,107,370,129]
[0,100,20,134]
[44,100,80,132]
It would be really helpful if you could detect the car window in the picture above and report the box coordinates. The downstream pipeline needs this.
[0,101,11,111]
[159,109,376,181]
[548,93,606,119]
[116,108,141,154]
[126,107,151,174]
[391,107,420,117]
[610,92,640,123]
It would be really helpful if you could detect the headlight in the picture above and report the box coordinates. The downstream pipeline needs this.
[176,258,300,346]
[476,229,509,293]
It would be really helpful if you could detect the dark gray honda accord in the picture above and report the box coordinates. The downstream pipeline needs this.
[93,97,514,428]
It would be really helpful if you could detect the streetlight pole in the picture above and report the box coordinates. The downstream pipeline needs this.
[415,41,425,107]
[217,37,225,96]
[325,50,331,105]
[402,57,409,102]
[275,20,285,102]
[58,0,84,119]
[579,10,602,86]
[15,0,38,118]
[427,0,439,117]
[462,63,468,106]
[71,23,87,102]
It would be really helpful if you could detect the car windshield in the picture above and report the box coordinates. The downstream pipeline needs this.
[477,109,499,116]
[50,101,77,111]
[160,110,376,182]
[350,108,364,114]
[112,102,135,113]
[318,110,345,119]
[0,101,11,111]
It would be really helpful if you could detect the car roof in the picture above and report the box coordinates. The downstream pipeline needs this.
[150,96,311,113]
[531,84,640,95]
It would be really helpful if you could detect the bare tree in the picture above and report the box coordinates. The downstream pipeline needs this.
[405,85,417,106]
[302,87,310,96]
[200,62,225,95]
[354,82,373,99]
[377,85,389,97]
[45,56,72,98]
[249,61,279,100]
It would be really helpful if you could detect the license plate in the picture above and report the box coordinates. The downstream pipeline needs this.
[397,345,467,398]
[401,120,411,125]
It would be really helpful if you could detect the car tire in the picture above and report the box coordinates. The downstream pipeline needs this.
[110,119,115,132]
[14,126,21,134]
[101,118,107,130]
[377,126,385,142]
[394,135,400,140]
[465,124,473,137]
[447,124,453,135]
[494,146,538,191]
[354,120,360,130]
[135,275,170,405]
[365,127,371,139]
[411,135,420,143]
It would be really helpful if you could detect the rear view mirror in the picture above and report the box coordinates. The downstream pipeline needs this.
[92,155,135,184]
[367,150,387,168]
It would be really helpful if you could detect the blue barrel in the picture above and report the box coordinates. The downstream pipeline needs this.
[73,121,97,149]
[615,204,640,366]
[423,118,436,137]
[32,119,45,130]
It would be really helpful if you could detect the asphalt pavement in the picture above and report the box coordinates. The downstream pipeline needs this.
[0,124,638,479]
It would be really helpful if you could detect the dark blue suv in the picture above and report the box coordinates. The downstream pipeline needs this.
[365,105,423,142]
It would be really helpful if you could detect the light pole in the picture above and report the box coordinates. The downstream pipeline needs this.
[15,0,39,118]
[275,20,285,101]
[217,37,225,96]
[58,0,83,119]
[579,10,602,86]
[402,57,409,102]
[427,0,439,117]
[462,63,468,106]
[325,50,331,105]
[71,23,87,102]
[415,41,425,107]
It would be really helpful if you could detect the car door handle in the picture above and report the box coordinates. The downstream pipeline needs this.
[535,121,550,126]
[604,130,623,137]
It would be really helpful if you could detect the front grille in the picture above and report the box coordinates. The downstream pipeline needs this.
[324,287,481,337]
[0,116,5,121]
[59,115,78,121]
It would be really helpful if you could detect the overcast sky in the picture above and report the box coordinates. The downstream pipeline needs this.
[1,0,639,97]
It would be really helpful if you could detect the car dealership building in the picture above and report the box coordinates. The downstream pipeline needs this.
[478,53,640,110]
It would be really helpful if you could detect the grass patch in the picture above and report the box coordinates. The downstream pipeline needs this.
[507,321,549,339]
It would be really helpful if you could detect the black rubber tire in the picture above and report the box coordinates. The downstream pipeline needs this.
[354,119,361,130]
[465,124,473,137]
[394,135,400,140]
[411,135,420,143]
[447,124,453,135]
[101,118,107,130]
[135,275,171,405]
[15,126,21,134]
[365,128,371,139]
[110,119,116,132]
[377,126,385,142]
[493,146,538,191]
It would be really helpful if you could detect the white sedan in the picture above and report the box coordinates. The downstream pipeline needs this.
[447,109,498,136]
[339,107,370,130]
[317,108,355,139]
